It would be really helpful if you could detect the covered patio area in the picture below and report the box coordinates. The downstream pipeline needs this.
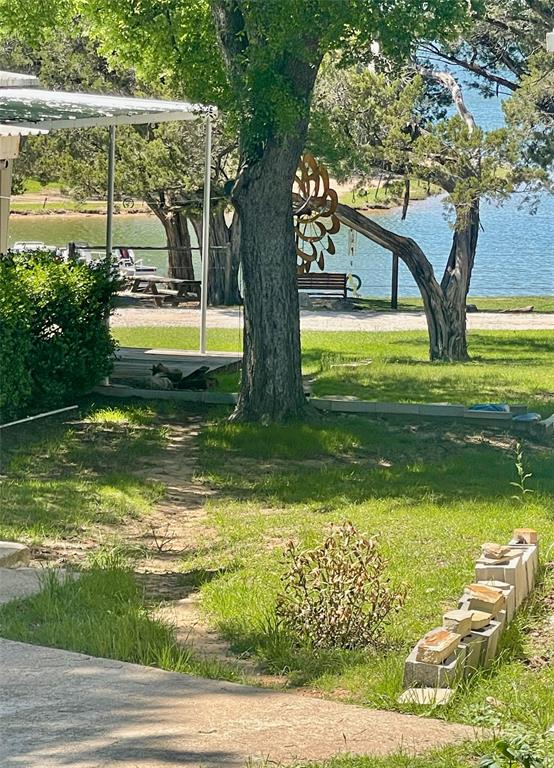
[0,71,216,352]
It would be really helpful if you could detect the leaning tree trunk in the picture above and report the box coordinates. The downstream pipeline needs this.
[411,266,468,362]
[436,200,480,361]
[192,206,241,306]
[336,201,479,362]
[230,136,307,421]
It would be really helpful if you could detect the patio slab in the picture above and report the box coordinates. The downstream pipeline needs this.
[0,639,476,767]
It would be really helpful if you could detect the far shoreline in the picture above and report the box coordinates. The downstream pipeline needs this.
[10,196,436,220]
[10,208,153,220]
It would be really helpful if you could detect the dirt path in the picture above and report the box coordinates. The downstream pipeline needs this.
[30,418,214,575]
[129,421,270,675]
[17,413,268,674]
[0,639,477,767]
[111,304,554,331]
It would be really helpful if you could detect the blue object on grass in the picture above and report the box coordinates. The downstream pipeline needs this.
[469,403,510,412]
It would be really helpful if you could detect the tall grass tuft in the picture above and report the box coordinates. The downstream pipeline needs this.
[0,566,241,681]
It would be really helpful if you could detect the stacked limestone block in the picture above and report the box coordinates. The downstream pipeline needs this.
[399,529,539,706]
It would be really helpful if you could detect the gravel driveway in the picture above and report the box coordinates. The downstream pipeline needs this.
[111,305,554,332]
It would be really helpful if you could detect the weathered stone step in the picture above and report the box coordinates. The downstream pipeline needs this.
[0,542,30,568]
[0,567,72,605]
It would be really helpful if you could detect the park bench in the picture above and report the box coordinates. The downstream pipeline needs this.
[297,272,348,299]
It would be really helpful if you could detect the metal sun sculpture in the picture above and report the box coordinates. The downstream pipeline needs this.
[293,152,340,273]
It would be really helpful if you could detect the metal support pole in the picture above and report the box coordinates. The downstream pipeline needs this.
[102,124,116,387]
[199,111,213,354]
[106,125,116,259]
[0,159,14,254]
[391,252,399,310]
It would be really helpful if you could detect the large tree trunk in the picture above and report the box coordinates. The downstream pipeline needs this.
[191,206,241,306]
[148,198,195,280]
[336,201,479,362]
[436,201,480,361]
[230,137,307,421]
[413,270,469,361]
[165,211,195,280]
[210,1,321,421]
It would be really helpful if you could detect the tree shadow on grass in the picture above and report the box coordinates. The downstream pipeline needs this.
[134,566,232,603]
[200,417,554,508]
[312,371,552,409]
[0,406,167,541]
[302,331,554,373]
[212,608,407,693]
[0,472,161,541]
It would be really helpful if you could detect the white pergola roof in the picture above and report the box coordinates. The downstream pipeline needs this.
[0,70,39,88]
[0,124,45,137]
[0,88,214,131]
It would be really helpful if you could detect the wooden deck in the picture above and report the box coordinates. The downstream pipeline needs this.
[114,347,240,376]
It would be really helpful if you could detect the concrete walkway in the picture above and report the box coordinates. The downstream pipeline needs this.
[0,567,45,604]
[111,305,554,332]
[0,639,475,767]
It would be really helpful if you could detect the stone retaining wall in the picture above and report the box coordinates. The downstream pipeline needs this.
[399,529,539,706]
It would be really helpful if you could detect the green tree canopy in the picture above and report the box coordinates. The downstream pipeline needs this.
[421,0,554,166]
[2,0,473,420]
[311,61,549,361]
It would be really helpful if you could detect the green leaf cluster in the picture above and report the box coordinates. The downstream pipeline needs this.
[0,0,470,154]
[0,251,117,421]
[311,64,550,224]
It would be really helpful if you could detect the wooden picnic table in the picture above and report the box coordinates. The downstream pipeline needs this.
[130,274,201,307]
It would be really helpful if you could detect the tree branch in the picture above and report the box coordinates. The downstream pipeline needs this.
[524,0,554,26]
[209,0,248,84]
[415,64,478,133]
[420,43,519,93]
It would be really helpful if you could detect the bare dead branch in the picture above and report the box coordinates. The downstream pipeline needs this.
[415,64,478,133]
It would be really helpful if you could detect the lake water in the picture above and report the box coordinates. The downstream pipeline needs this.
[7,84,554,298]
[9,189,553,298]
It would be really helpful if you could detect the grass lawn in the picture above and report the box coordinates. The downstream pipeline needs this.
[0,404,166,543]
[338,180,440,208]
[355,296,554,313]
[11,200,149,214]
[113,328,554,415]
[190,414,554,728]
[0,560,241,682]
[300,746,483,768]
[11,200,110,213]
[1,330,553,765]
[12,180,149,214]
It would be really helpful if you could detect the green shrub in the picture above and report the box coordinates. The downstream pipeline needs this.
[276,521,407,650]
[0,251,118,421]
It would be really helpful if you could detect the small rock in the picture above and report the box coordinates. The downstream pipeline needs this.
[481,543,511,561]
[443,609,473,638]
[468,609,493,630]
[463,584,505,617]
[513,528,538,545]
